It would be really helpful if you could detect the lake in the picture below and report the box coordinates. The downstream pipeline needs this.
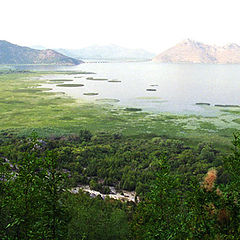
[15,62,240,116]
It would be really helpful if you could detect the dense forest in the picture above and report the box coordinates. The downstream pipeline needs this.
[1,130,240,239]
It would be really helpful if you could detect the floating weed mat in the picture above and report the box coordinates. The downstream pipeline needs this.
[83,93,99,96]
[56,84,84,87]
[86,77,108,81]
[49,79,74,82]
[96,98,120,103]
[108,80,122,83]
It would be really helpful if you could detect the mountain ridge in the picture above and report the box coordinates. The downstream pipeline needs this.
[153,39,240,64]
[53,44,155,60]
[0,40,82,65]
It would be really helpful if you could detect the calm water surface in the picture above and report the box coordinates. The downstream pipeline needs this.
[16,62,240,116]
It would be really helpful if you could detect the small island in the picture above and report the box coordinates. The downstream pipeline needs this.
[83,93,99,96]
[214,104,240,108]
[108,80,122,83]
[86,77,108,81]
[146,89,157,91]
[195,103,211,106]
[56,84,84,87]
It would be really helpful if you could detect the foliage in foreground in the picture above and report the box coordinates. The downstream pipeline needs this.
[0,137,68,239]
[1,131,240,239]
[0,133,131,240]
[132,134,240,240]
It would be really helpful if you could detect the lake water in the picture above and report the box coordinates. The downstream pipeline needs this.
[15,62,240,116]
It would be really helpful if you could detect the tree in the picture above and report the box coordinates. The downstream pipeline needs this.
[132,158,186,240]
[186,134,240,240]
[65,191,129,240]
[0,136,68,240]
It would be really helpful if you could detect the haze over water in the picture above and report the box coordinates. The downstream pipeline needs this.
[17,62,240,116]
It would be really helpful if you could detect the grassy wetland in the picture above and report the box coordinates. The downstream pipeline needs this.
[0,70,240,151]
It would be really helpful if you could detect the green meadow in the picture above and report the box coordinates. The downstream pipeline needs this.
[0,71,239,151]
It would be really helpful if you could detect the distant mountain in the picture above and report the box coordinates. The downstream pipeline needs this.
[55,44,155,60]
[0,40,82,65]
[153,39,240,64]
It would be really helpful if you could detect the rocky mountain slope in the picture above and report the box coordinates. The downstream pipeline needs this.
[0,40,82,65]
[153,39,240,64]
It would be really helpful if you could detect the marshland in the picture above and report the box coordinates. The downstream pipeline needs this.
[2,62,240,239]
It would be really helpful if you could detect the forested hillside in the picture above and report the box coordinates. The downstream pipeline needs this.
[1,130,240,239]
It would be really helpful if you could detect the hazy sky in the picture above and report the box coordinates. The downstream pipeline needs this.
[1,0,240,53]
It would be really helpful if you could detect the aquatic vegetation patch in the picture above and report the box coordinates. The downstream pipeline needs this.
[215,104,240,108]
[48,81,65,84]
[56,84,84,87]
[124,107,142,112]
[220,109,240,114]
[59,116,74,121]
[108,80,122,83]
[146,89,157,91]
[83,93,99,96]
[196,103,211,106]
[232,118,240,124]
[199,121,217,131]
[0,99,25,104]
[13,87,52,93]
[49,79,73,82]
[86,77,108,81]
[56,71,96,75]
[96,98,120,103]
